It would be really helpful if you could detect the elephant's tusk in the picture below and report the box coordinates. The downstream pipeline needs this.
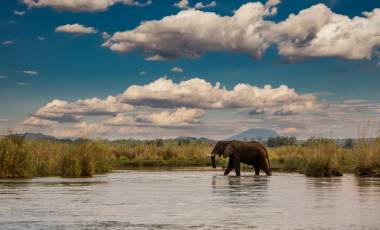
[208,154,216,156]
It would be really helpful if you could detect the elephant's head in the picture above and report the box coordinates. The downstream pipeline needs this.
[210,141,235,168]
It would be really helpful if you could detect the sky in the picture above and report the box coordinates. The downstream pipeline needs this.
[1,0,380,140]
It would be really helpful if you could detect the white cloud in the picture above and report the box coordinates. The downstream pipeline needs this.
[139,70,147,75]
[264,0,280,16]
[174,0,189,9]
[2,40,14,46]
[22,0,151,12]
[51,122,111,138]
[31,97,133,123]
[55,23,97,34]
[17,82,28,86]
[37,36,46,41]
[103,2,273,60]
[194,1,216,9]
[120,77,324,115]
[271,4,380,60]
[18,77,331,139]
[102,32,111,40]
[279,127,300,135]
[22,70,38,75]
[104,113,134,126]
[171,66,183,73]
[22,117,57,128]
[104,1,380,61]
[135,107,204,126]
[174,0,216,10]
[14,10,26,16]
[0,75,6,79]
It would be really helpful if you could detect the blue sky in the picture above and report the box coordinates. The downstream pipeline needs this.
[1,0,380,139]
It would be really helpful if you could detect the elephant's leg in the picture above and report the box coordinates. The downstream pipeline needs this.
[254,166,260,176]
[233,155,241,176]
[224,157,233,175]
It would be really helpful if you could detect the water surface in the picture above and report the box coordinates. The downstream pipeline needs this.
[1,169,380,229]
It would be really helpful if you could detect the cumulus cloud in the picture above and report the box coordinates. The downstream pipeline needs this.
[27,96,133,124]
[20,77,328,138]
[171,66,184,73]
[14,10,26,16]
[174,0,189,9]
[271,4,380,59]
[22,70,38,75]
[51,122,112,138]
[22,117,57,128]
[135,107,204,126]
[103,2,273,60]
[104,1,380,61]
[55,24,97,34]
[104,113,134,126]
[22,0,151,12]
[174,0,216,10]
[264,0,280,16]
[120,77,324,115]
[194,1,216,9]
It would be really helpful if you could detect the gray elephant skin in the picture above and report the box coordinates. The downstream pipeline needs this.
[210,141,271,176]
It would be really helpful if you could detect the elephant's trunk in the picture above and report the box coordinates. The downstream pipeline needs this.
[210,155,216,168]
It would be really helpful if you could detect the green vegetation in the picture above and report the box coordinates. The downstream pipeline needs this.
[0,134,380,178]
[270,137,380,177]
[267,136,297,148]
[0,136,113,178]
[354,137,380,177]
[111,139,213,168]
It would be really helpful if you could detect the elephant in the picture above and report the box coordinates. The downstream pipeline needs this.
[210,140,271,176]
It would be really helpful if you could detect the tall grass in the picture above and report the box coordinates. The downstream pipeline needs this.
[110,141,213,167]
[1,133,380,178]
[354,137,380,177]
[270,139,346,177]
[0,136,113,178]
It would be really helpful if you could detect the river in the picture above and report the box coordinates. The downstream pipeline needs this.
[1,169,380,229]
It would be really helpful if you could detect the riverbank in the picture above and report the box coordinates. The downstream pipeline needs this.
[1,136,379,178]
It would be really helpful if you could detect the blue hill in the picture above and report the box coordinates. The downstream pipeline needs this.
[226,128,278,141]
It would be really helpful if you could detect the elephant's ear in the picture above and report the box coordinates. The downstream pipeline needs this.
[223,144,235,158]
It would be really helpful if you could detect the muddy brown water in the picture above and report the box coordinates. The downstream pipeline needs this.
[0,169,380,229]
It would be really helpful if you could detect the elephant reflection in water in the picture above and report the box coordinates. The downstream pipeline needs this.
[211,175,269,199]
[210,140,271,176]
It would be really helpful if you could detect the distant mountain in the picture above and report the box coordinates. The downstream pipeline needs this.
[226,128,278,141]
[10,132,57,141]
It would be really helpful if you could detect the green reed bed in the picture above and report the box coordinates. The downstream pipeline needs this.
[270,139,348,177]
[110,141,213,168]
[0,136,113,178]
[354,137,380,177]
[270,137,380,177]
[1,135,380,178]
